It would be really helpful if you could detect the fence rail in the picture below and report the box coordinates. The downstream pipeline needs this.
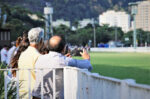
[0,68,64,99]
[64,67,150,99]
[1,67,150,99]
[91,47,150,52]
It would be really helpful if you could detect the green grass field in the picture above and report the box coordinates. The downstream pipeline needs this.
[75,52,150,85]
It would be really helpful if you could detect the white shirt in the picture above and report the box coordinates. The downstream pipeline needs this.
[14,47,19,55]
[32,51,92,98]
[6,46,16,65]
[1,48,8,63]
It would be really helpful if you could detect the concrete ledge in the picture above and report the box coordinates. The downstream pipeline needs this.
[91,47,150,52]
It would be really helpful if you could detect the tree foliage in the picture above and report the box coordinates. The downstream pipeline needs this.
[124,29,150,46]
[0,4,44,41]
[0,0,142,21]
[54,24,125,46]
[54,24,150,47]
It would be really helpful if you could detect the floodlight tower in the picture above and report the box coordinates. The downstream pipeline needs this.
[129,2,138,49]
[44,3,53,40]
[0,8,1,19]
[92,18,96,47]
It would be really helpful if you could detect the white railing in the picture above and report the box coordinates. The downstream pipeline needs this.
[1,67,150,99]
[91,47,150,52]
[0,68,64,99]
[2,69,20,99]
[64,67,150,99]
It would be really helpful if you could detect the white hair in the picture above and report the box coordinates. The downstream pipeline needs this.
[28,27,44,44]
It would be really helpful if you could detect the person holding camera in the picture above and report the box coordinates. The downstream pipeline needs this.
[32,35,92,99]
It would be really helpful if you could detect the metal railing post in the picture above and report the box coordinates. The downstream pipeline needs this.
[53,69,56,99]
[4,71,7,99]
[41,69,44,99]
[28,69,31,99]
[16,70,19,99]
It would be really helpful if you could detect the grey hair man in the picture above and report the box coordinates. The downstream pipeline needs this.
[18,27,44,98]
[32,35,92,99]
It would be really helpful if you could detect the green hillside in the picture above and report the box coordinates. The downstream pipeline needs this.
[0,0,143,21]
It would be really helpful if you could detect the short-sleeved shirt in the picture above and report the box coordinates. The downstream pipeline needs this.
[18,46,41,98]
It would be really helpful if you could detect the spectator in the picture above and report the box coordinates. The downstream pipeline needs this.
[18,27,44,98]
[14,37,22,55]
[32,35,92,99]
[1,45,8,65]
[11,36,29,77]
[7,36,22,66]
[7,42,16,66]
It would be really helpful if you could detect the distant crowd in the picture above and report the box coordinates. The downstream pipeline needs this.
[0,27,92,99]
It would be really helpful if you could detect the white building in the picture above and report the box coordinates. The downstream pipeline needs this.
[53,19,71,27]
[78,19,93,28]
[99,10,130,32]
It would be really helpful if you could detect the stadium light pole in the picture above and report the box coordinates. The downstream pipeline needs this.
[92,18,96,47]
[0,8,1,19]
[44,3,53,40]
[49,4,53,37]
[129,2,138,49]
[114,17,118,42]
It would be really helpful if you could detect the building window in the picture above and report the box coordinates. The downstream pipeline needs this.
[5,32,7,40]
[1,32,3,40]
[8,32,10,40]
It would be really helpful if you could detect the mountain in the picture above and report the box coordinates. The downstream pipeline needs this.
[0,0,143,21]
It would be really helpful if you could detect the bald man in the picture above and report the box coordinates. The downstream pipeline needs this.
[32,35,92,99]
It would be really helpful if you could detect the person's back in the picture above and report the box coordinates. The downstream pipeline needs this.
[18,27,44,98]
[33,35,92,99]
[19,46,40,69]
[32,52,65,99]
[18,46,41,98]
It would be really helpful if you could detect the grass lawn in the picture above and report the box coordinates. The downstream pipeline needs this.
[75,52,150,85]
